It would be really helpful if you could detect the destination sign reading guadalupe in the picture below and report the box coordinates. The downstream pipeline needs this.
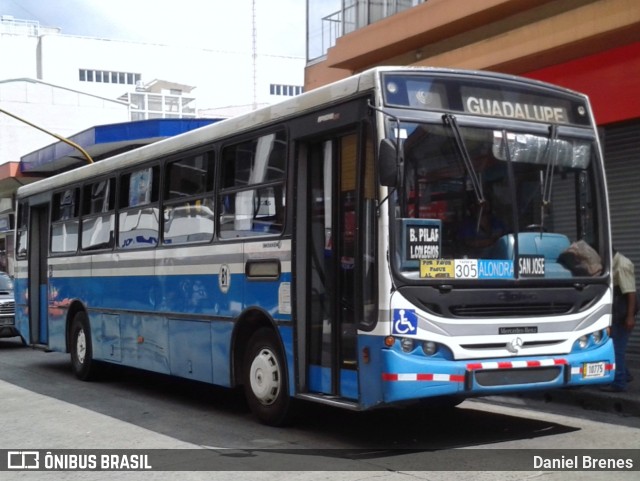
[462,86,575,125]
[382,74,589,126]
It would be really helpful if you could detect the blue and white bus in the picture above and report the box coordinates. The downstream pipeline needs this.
[14,67,614,425]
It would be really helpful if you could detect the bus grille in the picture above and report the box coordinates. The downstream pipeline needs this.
[450,303,572,317]
[474,366,562,386]
[460,340,564,351]
[0,302,15,315]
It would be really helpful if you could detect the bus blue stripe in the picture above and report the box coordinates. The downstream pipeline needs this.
[47,273,292,321]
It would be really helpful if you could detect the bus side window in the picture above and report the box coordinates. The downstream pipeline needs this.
[118,167,159,249]
[163,153,215,245]
[81,178,116,251]
[16,201,29,260]
[219,131,286,238]
[51,188,79,254]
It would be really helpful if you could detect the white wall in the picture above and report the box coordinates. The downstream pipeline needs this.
[0,80,129,164]
[35,34,304,111]
[0,35,39,79]
[0,30,304,164]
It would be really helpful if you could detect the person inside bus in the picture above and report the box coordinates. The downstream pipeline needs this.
[457,197,506,258]
[601,248,637,392]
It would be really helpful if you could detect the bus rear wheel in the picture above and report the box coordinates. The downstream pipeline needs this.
[70,311,98,381]
[243,328,291,426]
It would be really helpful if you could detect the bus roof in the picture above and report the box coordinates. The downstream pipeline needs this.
[16,66,587,199]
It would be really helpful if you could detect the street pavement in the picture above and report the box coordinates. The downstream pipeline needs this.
[0,341,638,479]
[487,364,640,418]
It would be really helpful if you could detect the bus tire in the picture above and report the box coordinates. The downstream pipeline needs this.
[243,328,291,426]
[69,311,98,381]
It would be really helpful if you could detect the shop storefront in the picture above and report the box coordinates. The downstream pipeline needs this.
[526,42,640,360]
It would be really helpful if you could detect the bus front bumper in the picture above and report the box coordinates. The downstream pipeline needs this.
[380,339,615,404]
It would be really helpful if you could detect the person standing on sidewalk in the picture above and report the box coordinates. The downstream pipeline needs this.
[602,249,637,392]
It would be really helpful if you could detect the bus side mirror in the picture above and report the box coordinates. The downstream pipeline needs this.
[379,138,398,187]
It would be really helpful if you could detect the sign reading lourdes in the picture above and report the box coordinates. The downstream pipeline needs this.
[401,219,441,268]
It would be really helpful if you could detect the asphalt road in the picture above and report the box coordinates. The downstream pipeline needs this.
[0,337,639,480]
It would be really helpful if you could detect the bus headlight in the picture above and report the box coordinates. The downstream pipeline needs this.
[400,338,414,353]
[422,341,438,356]
[578,335,589,349]
[592,330,602,344]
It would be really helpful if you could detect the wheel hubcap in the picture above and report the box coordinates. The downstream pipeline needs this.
[249,348,280,405]
[76,329,86,365]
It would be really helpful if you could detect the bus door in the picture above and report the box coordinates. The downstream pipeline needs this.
[27,203,49,345]
[302,134,360,400]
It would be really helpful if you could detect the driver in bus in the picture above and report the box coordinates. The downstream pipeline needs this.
[458,198,506,258]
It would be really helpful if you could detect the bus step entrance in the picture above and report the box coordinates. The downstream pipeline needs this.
[297,393,361,411]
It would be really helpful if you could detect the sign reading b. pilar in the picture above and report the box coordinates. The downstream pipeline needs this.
[400,219,442,268]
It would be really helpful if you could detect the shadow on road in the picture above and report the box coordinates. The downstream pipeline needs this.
[0,338,580,458]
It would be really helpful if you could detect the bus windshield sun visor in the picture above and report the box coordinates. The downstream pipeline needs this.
[491,130,591,169]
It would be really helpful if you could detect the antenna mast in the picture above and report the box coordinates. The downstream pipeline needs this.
[252,0,257,110]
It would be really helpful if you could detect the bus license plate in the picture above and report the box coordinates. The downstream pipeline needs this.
[583,362,605,378]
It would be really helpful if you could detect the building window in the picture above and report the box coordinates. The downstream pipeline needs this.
[78,69,143,85]
[121,91,196,121]
[270,83,303,97]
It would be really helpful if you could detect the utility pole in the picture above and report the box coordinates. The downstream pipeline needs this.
[252,0,258,111]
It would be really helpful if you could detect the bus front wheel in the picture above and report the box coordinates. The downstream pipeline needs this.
[243,328,291,426]
[70,311,98,381]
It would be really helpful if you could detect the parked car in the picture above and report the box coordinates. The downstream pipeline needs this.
[0,272,17,339]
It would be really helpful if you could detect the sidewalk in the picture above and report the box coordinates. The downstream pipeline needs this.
[488,365,640,418]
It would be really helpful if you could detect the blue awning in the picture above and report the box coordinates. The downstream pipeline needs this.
[20,118,220,175]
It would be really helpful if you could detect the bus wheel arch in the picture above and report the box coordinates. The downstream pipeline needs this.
[232,310,292,425]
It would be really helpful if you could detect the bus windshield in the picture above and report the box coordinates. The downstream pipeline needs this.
[391,119,602,281]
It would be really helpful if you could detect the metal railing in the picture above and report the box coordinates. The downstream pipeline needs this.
[0,16,60,36]
[311,0,426,61]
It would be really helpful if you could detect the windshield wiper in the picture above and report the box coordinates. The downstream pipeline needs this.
[442,114,486,228]
[540,124,559,234]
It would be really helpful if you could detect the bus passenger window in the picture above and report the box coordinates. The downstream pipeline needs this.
[81,178,116,251]
[51,188,79,253]
[162,154,215,245]
[219,131,286,238]
[16,201,28,260]
[164,198,215,245]
[119,167,159,249]
[219,187,284,237]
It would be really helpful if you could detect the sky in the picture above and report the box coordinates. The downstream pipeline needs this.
[0,0,306,58]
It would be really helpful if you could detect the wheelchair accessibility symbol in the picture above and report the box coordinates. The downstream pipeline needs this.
[392,309,418,335]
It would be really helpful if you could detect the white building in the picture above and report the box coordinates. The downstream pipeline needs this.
[0,78,130,166]
[0,13,304,176]
[0,14,303,271]
[0,14,304,166]
[0,16,305,121]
